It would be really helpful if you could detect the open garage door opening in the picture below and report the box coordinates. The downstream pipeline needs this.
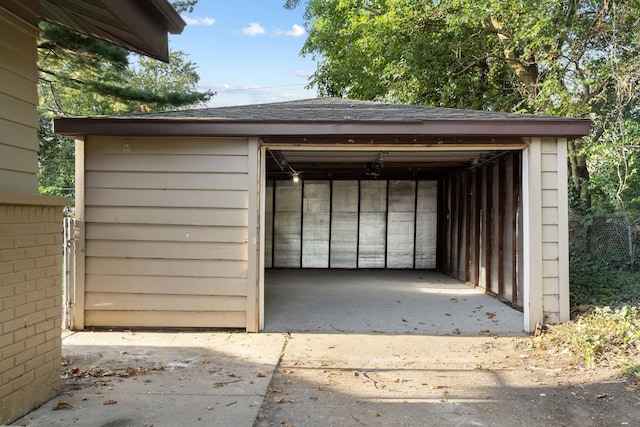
[261,145,526,334]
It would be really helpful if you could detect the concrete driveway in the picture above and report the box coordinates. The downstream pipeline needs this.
[12,271,531,426]
[11,331,286,427]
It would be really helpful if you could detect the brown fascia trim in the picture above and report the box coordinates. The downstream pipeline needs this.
[54,118,592,139]
[146,0,186,34]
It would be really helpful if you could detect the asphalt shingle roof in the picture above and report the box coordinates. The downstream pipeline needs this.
[104,97,586,123]
[55,98,592,138]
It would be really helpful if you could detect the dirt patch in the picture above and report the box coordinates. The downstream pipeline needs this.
[255,334,640,427]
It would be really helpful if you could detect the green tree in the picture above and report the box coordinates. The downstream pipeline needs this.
[37,47,212,197]
[290,0,640,212]
[37,0,211,197]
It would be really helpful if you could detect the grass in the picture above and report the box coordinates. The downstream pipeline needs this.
[534,262,640,374]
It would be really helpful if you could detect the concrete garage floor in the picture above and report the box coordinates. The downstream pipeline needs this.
[264,269,525,335]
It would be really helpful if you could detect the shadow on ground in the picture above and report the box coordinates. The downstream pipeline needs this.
[11,332,285,427]
[255,333,640,427]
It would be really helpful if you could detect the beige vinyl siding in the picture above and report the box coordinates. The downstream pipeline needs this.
[520,137,569,330]
[539,137,569,324]
[0,10,39,194]
[82,136,250,328]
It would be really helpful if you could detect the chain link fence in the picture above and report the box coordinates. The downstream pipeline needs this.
[569,213,640,271]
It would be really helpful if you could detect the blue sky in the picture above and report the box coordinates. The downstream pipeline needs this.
[169,1,317,107]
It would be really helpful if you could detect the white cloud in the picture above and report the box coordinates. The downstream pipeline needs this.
[181,15,216,26]
[241,22,265,36]
[274,24,306,37]
[293,69,313,78]
[285,24,305,37]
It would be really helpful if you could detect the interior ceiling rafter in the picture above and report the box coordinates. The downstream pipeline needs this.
[264,136,526,181]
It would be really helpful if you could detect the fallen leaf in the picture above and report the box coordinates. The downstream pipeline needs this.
[452,328,461,335]
[316,386,325,391]
[256,372,266,378]
[275,397,286,404]
[207,406,214,410]
[595,393,609,399]
[268,387,282,393]
[486,312,496,319]
[282,369,294,374]
[103,370,116,377]
[52,401,73,410]
[103,399,117,405]
[376,413,382,417]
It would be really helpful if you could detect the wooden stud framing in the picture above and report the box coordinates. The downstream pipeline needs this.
[512,152,521,305]
[413,180,419,270]
[498,158,506,297]
[485,164,494,292]
[464,171,472,283]
[473,168,481,285]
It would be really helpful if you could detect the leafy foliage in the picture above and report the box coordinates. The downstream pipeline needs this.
[37,2,212,197]
[293,0,640,212]
[538,305,640,373]
[570,263,640,308]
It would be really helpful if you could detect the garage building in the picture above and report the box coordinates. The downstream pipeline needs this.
[55,98,591,333]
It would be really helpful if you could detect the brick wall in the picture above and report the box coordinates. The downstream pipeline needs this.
[0,203,64,424]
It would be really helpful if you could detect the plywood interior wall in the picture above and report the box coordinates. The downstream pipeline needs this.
[265,180,437,269]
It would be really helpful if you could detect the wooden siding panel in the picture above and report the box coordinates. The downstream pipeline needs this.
[82,137,251,329]
[86,171,249,190]
[0,16,37,65]
[85,206,248,226]
[86,223,248,243]
[541,153,558,172]
[86,137,249,155]
[85,153,248,173]
[0,18,38,195]
[541,189,558,207]
[0,92,37,125]
[0,118,37,150]
[0,168,37,194]
[86,275,247,295]
[86,293,246,312]
[0,67,37,103]
[0,30,37,82]
[85,310,246,328]
[0,142,37,174]
[86,240,247,260]
[86,257,247,278]
[86,188,248,208]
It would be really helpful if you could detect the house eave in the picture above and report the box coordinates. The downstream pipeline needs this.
[37,0,185,62]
